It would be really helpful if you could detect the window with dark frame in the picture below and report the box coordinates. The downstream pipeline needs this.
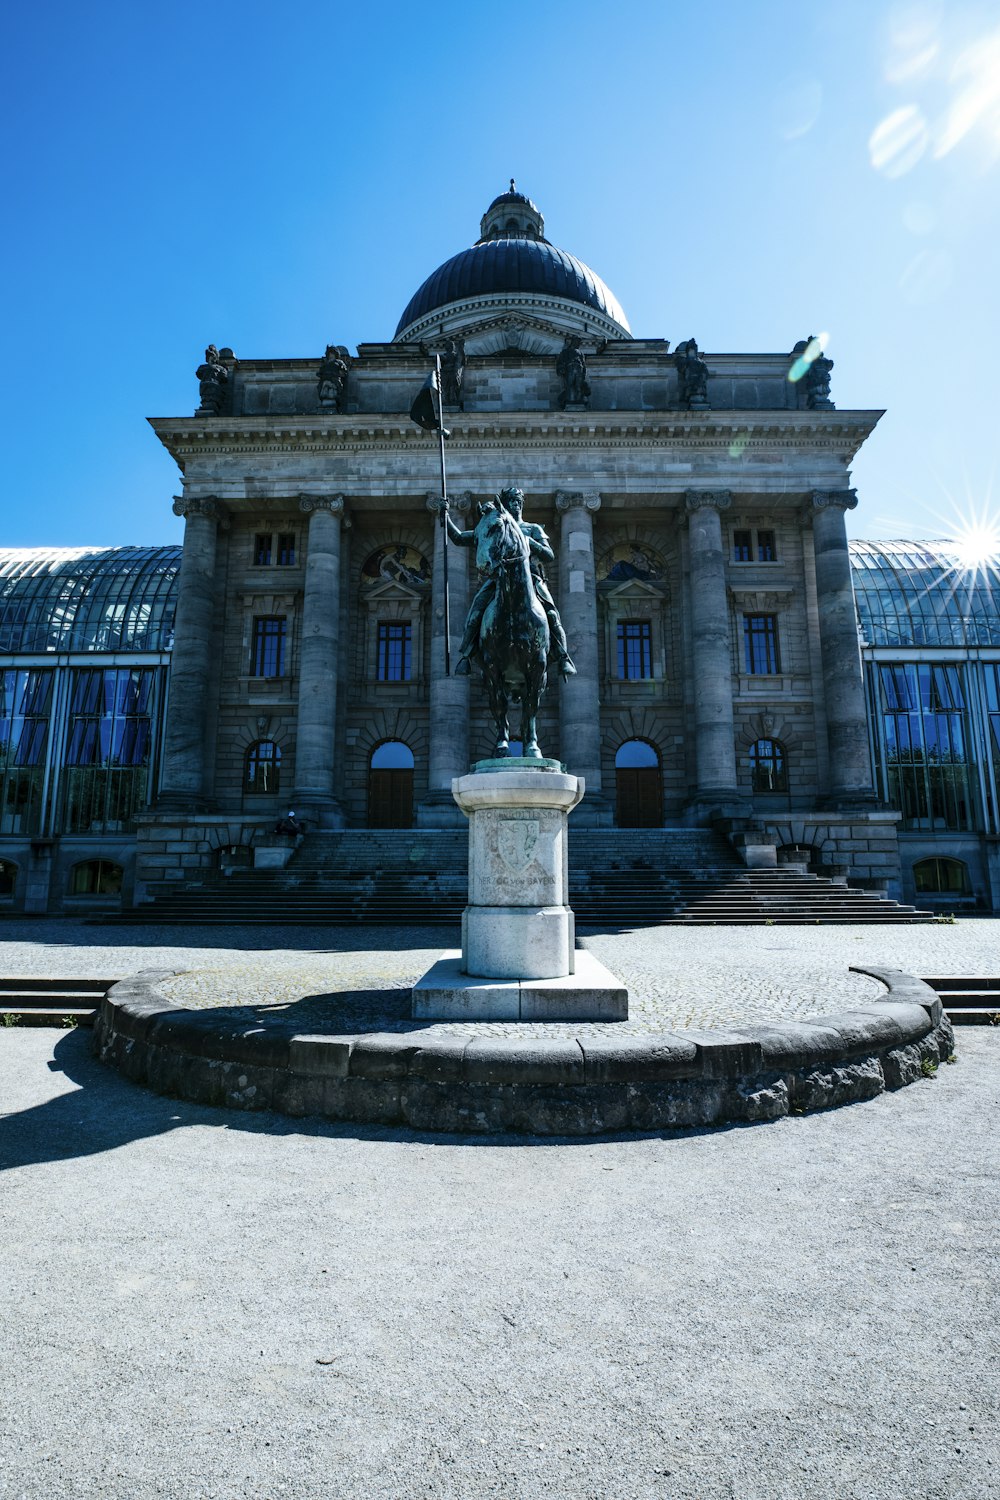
[245,740,281,793]
[743,614,780,674]
[749,738,787,792]
[376,622,412,681]
[277,533,296,566]
[616,620,653,680]
[253,534,272,567]
[732,528,779,563]
[251,616,286,678]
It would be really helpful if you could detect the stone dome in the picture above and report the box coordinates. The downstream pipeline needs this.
[393,186,631,346]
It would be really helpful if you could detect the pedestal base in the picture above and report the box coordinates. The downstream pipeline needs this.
[411,950,628,1021]
[463,905,574,980]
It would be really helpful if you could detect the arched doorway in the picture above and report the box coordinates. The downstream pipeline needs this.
[368,740,414,828]
[615,739,662,827]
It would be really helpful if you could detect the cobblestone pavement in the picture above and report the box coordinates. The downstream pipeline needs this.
[0,917,997,1035]
[1,1024,998,1500]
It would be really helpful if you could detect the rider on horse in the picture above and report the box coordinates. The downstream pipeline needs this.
[443,487,577,679]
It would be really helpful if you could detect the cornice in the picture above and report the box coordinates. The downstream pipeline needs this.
[149,409,884,464]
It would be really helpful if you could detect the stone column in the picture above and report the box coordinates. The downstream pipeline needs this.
[157,495,226,810]
[556,491,607,819]
[293,495,347,827]
[685,490,741,809]
[812,490,875,803]
[419,493,470,826]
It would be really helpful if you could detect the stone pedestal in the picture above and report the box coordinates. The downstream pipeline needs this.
[411,760,628,1021]
[459,760,580,979]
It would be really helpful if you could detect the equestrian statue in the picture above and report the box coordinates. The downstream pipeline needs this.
[438,487,576,760]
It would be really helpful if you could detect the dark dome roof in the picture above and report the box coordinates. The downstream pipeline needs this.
[394,237,630,337]
[484,186,539,215]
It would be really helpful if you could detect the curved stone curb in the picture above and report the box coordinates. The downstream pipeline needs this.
[91,964,955,1136]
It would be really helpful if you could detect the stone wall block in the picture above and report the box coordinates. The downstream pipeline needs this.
[463,1038,585,1086]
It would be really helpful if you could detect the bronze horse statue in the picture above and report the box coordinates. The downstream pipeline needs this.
[472,500,550,758]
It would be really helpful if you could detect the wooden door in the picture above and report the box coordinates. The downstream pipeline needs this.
[616,766,662,827]
[368,769,414,829]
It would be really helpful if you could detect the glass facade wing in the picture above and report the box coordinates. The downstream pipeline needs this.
[0,547,181,654]
[850,540,1000,647]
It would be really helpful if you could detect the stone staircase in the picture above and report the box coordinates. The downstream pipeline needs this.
[111,828,932,926]
[921,977,1000,1025]
[0,976,114,1027]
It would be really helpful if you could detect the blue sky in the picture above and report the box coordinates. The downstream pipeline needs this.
[3,0,999,548]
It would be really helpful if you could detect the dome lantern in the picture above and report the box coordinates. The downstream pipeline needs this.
[479,180,546,242]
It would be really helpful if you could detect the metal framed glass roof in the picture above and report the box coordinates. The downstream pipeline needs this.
[0,547,182,654]
[850,540,1000,648]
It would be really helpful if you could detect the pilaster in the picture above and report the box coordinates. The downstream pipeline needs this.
[812,489,876,806]
[157,495,228,811]
[556,490,609,822]
[684,489,744,813]
[293,494,348,827]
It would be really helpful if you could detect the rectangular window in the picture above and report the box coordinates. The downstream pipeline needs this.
[277,533,296,566]
[60,668,155,835]
[253,534,272,567]
[0,668,53,836]
[757,530,776,562]
[877,662,976,831]
[376,622,411,681]
[733,530,752,563]
[743,614,780,674]
[252,616,286,678]
[616,621,653,680]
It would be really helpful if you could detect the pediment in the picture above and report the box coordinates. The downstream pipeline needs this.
[359,577,428,605]
[458,313,574,357]
[598,578,669,602]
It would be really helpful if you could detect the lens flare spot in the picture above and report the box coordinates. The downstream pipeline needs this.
[728,434,748,459]
[787,333,829,385]
[933,29,1000,160]
[869,104,930,176]
[899,248,953,304]
[772,76,823,141]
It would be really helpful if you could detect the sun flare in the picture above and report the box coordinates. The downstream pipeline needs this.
[950,522,1000,570]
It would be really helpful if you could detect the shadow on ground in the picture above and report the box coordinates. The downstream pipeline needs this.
[0,1025,736,1174]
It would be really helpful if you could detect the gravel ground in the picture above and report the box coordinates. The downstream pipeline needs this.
[0,1023,997,1500]
[1,917,999,1035]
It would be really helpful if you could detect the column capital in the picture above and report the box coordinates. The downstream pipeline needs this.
[812,488,858,512]
[426,491,470,516]
[684,488,731,513]
[299,493,346,518]
[555,490,601,514]
[172,493,229,526]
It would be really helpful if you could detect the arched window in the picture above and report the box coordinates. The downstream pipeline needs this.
[370,740,414,770]
[749,738,788,793]
[0,859,17,898]
[245,740,281,794]
[71,859,123,896]
[615,739,662,827]
[913,857,971,894]
[615,739,659,769]
[369,740,414,827]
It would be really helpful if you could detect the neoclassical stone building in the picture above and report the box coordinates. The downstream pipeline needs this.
[3,186,999,913]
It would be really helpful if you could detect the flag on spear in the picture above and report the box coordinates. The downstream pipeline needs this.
[410,356,453,672]
[409,366,451,437]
